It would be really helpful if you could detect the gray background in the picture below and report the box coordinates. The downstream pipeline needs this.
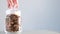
[0,0,60,32]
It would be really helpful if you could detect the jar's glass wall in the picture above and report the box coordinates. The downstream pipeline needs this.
[5,9,21,32]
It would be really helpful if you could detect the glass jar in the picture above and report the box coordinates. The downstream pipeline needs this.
[5,9,21,34]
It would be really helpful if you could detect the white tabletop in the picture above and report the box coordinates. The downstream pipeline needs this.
[0,30,60,34]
